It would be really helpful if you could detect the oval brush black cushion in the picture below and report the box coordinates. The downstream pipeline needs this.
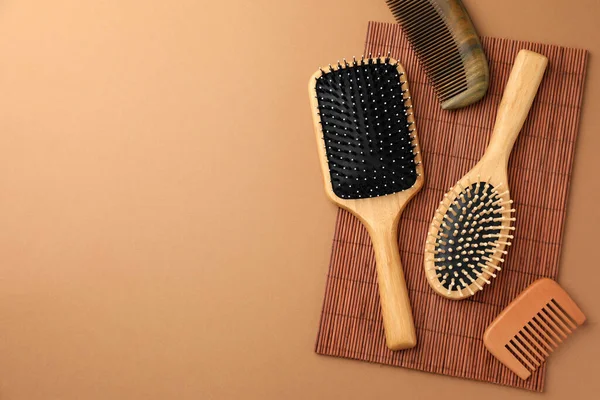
[435,182,502,290]
[315,59,417,199]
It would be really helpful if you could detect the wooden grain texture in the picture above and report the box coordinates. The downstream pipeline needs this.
[386,0,489,109]
[308,60,424,350]
[425,50,548,299]
[433,0,490,110]
[314,21,588,392]
[483,278,586,380]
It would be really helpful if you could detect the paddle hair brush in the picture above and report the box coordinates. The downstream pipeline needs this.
[386,0,489,109]
[309,56,424,350]
[424,50,548,299]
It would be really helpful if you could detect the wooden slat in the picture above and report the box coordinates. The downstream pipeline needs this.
[314,21,589,392]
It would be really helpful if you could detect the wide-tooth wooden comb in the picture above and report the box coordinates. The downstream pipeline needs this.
[484,278,586,380]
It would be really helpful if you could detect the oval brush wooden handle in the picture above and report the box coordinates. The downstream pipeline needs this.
[369,221,416,350]
[486,50,548,161]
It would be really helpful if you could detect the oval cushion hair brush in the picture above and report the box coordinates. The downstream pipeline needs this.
[308,56,424,350]
[424,50,548,300]
[386,0,489,109]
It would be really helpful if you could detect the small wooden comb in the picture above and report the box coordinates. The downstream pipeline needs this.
[483,278,586,380]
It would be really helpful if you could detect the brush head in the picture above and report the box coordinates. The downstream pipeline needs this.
[386,0,489,109]
[425,178,515,299]
[311,56,421,200]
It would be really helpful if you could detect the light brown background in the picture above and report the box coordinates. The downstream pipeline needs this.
[0,1,597,399]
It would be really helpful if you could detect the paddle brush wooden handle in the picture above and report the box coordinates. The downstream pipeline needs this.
[368,220,416,350]
[486,50,548,162]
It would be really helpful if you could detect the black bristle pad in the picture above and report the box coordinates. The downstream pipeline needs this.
[386,0,468,101]
[434,183,503,290]
[315,62,417,199]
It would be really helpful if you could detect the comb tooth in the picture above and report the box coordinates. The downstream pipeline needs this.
[506,341,535,371]
[544,303,573,334]
[548,300,578,330]
[395,1,437,27]
[440,84,469,101]
[406,17,452,48]
[387,0,425,15]
[398,6,451,47]
[409,30,455,61]
[387,0,469,103]
[429,62,466,87]
[527,322,555,353]
[513,335,541,366]
[398,3,439,27]
[517,333,544,363]
[552,298,583,327]
[520,326,550,358]
[484,280,587,380]
[436,74,469,99]
[503,344,533,378]
[532,316,561,347]
[410,33,456,64]
[540,308,569,339]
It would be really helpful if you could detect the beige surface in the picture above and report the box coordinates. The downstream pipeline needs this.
[0,1,597,399]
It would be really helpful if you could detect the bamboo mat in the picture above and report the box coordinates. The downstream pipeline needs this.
[314,21,588,392]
